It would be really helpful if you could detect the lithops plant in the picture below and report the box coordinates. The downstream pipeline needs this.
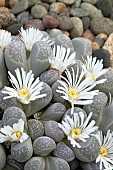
[0,27,113,170]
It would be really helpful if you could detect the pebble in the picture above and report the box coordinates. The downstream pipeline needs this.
[6,23,23,35]
[58,16,74,30]
[57,0,75,5]
[81,2,103,19]
[17,11,29,24]
[92,42,100,51]
[92,49,110,68]
[82,29,95,42]
[9,0,20,8]
[31,5,48,19]
[82,0,98,5]
[24,19,45,30]
[82,16,90,30]
[103,33,113,67]
[72,0,81,8]
[70,17,83,38]
[0,7,10,12]
[50,2,66,14]
[96,0,113,17]
[59,7,70,17]
[49,28,63,38]
[41,0,56,3]
[0,0,5,7]
[70,7,89,17]
[90,17,113,35]
[42,15,59,29]
[28,0,38,7]
[96,33,108,41]
[11,0,29,14]
[94,37,104,48]
[62,30,70,36]
[37,2,50,10]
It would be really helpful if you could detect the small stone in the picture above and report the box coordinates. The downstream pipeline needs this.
[62,30,70,36]
[103,33,113,67]
[41,0,56,3]
[37,2,50,10]
[82,0,98,5]
[96,0,113,17]
[94,37,104,47]
[72,0,81,8]
[70,17,83,38]
[17,11,29,24]
[0,0,5,7]
[70,8,89,17]
[92,48,110,68]
[24,19,45,30]
[58,16,74,30]
[59,7,70,17]
[82,16,90,30]
[11,0,29,14]
[9,0,20,8]
[96,33,108,41]
[42,15,59,29]
[92,42,100,51]
[49,28,62,38]
[57,0,75,5]
[33,136,56,156]
[90,17,113,35]
[31,5,47,19]
[6,23,23,35]
[81,2,103,19]
[50,2,66,14]
[28,0,37,7]
[82,29,95,42]
[0,7,10,12]
[0,11,16,27]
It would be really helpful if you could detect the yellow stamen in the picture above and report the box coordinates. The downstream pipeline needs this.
[90,73,95,80]
[15,131,22,138]
[68,88,79,99]
[18,89,29,98]
[71,128,81,136]
[100,145,107,157]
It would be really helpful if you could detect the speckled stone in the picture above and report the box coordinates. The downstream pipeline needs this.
[70,8,89,17]
[57,0,75,5]
[82,0,98,5]
[0,11,16,27]
[82,29,95,42]
[50,2,66,14]
[58,16,74,30]
[24,19,45,30]
[9,0,20,8]
[42,15,59,28]
[7,155,24,170]
[82,16,90,30]
[11,0,29,14]
[17,11,29,24]
[72,0,81,8]
[96,33,108,41]
[31,5,47,19]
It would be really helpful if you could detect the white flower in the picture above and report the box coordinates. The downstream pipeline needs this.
[2,68,46,104]
[0,29,12,50]
[82,55,108,84]
[56,67,99,113]
[96,130,113,170]
[58,112,98,148]
[49,45,76,74]
[19,27,54,51]
[0,119,28,143]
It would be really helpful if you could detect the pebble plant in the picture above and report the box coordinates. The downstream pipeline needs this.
[0,27,113,170]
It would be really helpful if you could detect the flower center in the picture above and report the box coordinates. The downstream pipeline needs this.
[18,89,29,98]
[71,128,81,136]
[90,73,95,80]
[100,145,107,157]
[15,131,22,138]
[68,88,79,99]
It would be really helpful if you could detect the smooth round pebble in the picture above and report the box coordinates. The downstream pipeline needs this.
[31,5,48,19]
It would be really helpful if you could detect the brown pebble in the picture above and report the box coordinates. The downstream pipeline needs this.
[96,33,108,41]
[0,7,10,12]
[50,2,66,14]
[82,29,95,42]
[9,0,20,8]
[92,42,100,51]
[61,30,70,36]
[0,0,5,7]
[42,15,59,29]
[24,19,45,31]
[0,11,16,27]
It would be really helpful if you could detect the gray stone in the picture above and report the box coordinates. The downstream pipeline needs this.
[24,157,45,170]
[58,16,74,30]
[49,2,66,14]
[33,136,56,156]
[90,17,113,35]
[31,5,47,19]
[97,0,113,17]
[72,37,92,61]
[11,138,33,162]
[11,0,29,14]
[25,82,52,117]
[0,144,6,170]
[72,136,100,162]
[82,16,90,30]
[24,19,45,30]
[70,17,83,38]
[81,2,103,19]
[6,23,23,35]
[82,0,98,5]
[43,120,64,142]
[17,11,29,24]
[80,161,101,170]
[40,69,59,86]
[41,0,56,3]
[40,103,66,121]
[4,40,27,75]
[70,8,89,17]
[69,158,79,170]
[49,29,63,38]
[30,41,52,77]
[28,0,37,7]
[28,119,44,141]
[7,155,24,170]
[72,0,81,8]
[57,0,75,5]
[53,142,75,162]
